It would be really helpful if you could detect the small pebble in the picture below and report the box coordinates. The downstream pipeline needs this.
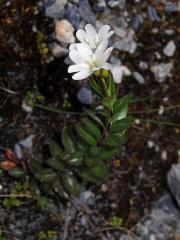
[148,6,160,22]
[0,184,3,191]
[161,150,167,161]
[148,141,154,148]
[158,106,164,115]
[151,63,173,83]
[95,0,106,12]
[55,19,75,44]
[50,43,68,58]
[133,71,145,84]
[163,40,176,57]
[77,87,93,105]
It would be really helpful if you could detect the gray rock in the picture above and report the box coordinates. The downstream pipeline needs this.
[50,43,68,58]
[119,235,130,240]
[148,6,160,22]
[133,71,145,84]
[95,0,107,12]
[135,194,180,240]
[77,87,93,105]
[44,0,67,19]
[151,63,173,83]
[66,3,81,28]
[165,2,178,13]
[80,191,95,206]
[163,40,176,57]
[108,0,125,9]
[167,163,180,208]
[55,19,75,44]
[113,30,137,54]
[130,14,144,31]
[78,0,96,24]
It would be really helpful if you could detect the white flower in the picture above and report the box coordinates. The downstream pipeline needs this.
[68,42,113,80]
[110,65,131,84]
[76,24,114,49]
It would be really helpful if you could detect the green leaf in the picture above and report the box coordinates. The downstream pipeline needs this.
[35,169,57,183]
[49,141,62,157]
[62,173,81,196]
[113,94,132,113]
[47,157,65,171]
[53,179,69,199]
[28,159,43,173]
[78,171,99,183]
[110,116,133,133]
[75,123,97,146]
[90,162,108,180]
[90,146,105,156]
[68,151,83,166]
[90,78,103,97]
[8,169,26,178]
[62,127,76,154]
[103,133,124,146]
[106,70,116,97]
[3,197,21,210]
[112,101,129,122]
[82,118,101,139]
[95,148,120,161]
[102,96,116,111]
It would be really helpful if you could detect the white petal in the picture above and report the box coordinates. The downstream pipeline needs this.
[72,70,92,80]
[68,64,89,73]
[96,40,108,53]
[69,43,78,50]
[121,66,131,76]
[112,65,123,84]
[76,29,87,43]
[102,47,113,62]
[76,43,93,60]
[69,50,85,64]
[103,62,112,70]
[85,24,97,39]
[98,25,110,39]
[107,30,114,38]
[111,65,131,84]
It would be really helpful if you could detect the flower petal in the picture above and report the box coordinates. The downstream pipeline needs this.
[72,70,91,80]
[76,29,87,43]
[76,43,93,60]
[69,49,86,64]
[102,47,113,62]
[85,24,97,38]
[98,25,111,40]
[111,65,131,84]
[68,64,89,73]
[96,40,108,53]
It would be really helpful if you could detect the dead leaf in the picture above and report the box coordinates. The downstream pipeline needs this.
[0,161,18,170]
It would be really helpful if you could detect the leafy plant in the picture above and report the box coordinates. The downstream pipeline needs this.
[2,69,132,198]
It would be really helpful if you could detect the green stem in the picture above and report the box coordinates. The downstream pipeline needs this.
[131,104,180,114]
[35,104,86,116]
[136,118,180,127]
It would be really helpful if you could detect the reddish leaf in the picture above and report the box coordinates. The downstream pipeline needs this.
[5,149,16,161]
[0,161,18,170]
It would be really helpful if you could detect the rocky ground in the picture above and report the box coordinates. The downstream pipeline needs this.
[0,0,180,239]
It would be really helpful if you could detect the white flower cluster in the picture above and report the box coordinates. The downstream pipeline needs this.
[68,24,130,83]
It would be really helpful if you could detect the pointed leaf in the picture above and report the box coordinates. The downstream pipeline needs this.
[62,127,76,154]
[90,162,108,180]
[49,141,62,157]
[68,151,83,166]
[47,157,65,171]
[110,116,133,133]
[75,123,97,146]
[82,118,101,139]
[35,169,57,183]
[62,173,81,196]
